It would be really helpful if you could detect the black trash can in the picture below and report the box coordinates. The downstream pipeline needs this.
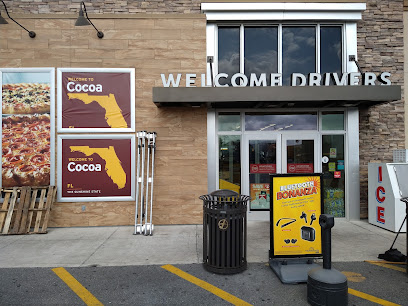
[200,189,250,274]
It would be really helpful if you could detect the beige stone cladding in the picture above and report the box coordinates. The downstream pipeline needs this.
[358,0,404,218]
[0,15,207,226]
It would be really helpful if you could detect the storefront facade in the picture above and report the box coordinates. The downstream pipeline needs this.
[0,0,404,226]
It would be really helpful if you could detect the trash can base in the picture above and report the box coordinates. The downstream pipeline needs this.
[203,262,247,275]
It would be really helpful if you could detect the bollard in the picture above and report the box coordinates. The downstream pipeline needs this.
[307,214,348,306]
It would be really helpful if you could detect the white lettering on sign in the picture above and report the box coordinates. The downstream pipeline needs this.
[161,72,392,87]
[67,82,103,93]
[67,162,102,172]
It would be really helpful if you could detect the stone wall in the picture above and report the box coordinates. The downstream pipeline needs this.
[1,0,202,14]
[357,0,404,218]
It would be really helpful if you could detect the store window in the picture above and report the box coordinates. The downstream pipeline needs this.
[218,112,241,131]
[245,112,318,131]
[320,26,342,75]
[217,24,343,86]
[282,26,316,85]
[322,135,345,217]
[244,26,278,85]
[219,135,241,193]
[218,27,240,86]
[322,111,344,130]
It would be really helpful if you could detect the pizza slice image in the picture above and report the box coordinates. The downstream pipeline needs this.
[1,114,51,187]
[2,83,51,114]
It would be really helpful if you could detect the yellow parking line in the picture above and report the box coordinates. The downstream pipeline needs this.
[161,264,252,306]
[348,288,401,306]
[52,267,103,306]
[365,260,407,273]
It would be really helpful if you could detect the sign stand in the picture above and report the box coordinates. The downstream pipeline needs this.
[269,174,324,284]
[269,258,319,284]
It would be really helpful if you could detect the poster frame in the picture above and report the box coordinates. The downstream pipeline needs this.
[57,68,135,133]
[270,173,324,259]
[0,67,56,187]
[57,134,135,202]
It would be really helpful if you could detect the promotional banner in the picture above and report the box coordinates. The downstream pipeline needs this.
[250,183,270,210]
[58,135,135,202]
[270,174,323,258]
[57,68,135,133]
[1,68,55,187]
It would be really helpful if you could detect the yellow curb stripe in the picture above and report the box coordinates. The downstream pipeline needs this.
[365,261,407,273]
[52,267,103,306]
[161,264,252,306]
[365,260,406,265]
[348,288,401,306]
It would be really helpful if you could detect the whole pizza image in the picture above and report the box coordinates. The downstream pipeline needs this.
[2,73,52,187]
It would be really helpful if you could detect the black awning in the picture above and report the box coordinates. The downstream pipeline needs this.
[152,85,401,108]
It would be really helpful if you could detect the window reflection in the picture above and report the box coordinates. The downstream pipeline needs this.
[282,27,316,85]
[244,27,278,85]
[320,26,342,75]
[219,135,241,193]
[218,27,240,86]
[218,112,241,131]
[245,112,317,131]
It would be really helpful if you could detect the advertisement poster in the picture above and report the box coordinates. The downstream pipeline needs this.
[250,183,270,210]
[250,164,276,174]
[287,163,313,173]
[270,174,323,258]
[1,68,55,187]
[58,135,135,202]
[57,68,135,133]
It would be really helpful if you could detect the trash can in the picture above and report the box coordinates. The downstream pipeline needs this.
[200,189,250,274]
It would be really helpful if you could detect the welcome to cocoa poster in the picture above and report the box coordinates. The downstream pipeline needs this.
[57,68,135,133]
[58,135,135,202]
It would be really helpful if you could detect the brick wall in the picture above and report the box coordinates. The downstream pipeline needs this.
[357,0,404,218]
[0,15,208,226]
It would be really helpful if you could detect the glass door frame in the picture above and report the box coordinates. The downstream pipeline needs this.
[282,133,321,174]
[208,108,361,220]
[242,134,281,220]
[243,132,321,220]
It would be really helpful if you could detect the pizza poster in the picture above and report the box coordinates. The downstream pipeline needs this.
[1,68,55,187]
[57,68,135,133]
[270,174,323,258]
[58,136,135,202]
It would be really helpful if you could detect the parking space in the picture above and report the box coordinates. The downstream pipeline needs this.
[0,262,406,305]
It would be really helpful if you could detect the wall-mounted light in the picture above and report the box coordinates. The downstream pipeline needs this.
[75,1,103,39]
[0,0,36,38]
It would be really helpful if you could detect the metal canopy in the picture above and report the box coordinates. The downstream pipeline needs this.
[152,85,401,108]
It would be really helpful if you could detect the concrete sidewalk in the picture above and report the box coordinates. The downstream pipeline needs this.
[0,219,406,268]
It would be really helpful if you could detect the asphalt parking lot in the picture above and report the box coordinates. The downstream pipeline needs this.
[0,261,407,305]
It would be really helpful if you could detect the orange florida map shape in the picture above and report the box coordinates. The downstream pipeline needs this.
[69,146,126,189]
[68,93,128,128]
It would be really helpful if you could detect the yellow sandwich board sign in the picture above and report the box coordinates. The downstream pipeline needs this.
[270,174,323,258]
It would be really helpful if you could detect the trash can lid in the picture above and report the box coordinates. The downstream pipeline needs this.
[210,189,239,197]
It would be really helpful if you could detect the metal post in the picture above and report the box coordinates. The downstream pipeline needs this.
[143,133,151,236]
[133,133,142,235]
[135,131,147,234]
[146,132,156,236]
